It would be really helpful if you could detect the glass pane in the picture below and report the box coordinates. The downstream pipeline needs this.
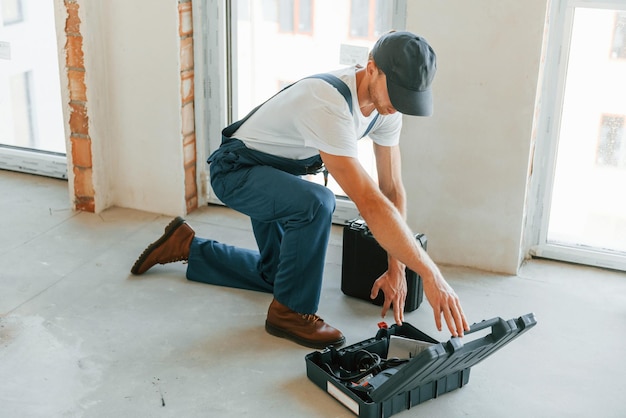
[350,0,370,38]
[0,0,65,154]
[548,7,626,253]
[234,0,396,196]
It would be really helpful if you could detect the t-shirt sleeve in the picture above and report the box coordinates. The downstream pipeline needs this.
[367,112,403,147]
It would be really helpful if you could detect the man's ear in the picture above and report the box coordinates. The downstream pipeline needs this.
[366,59,383,77]
[366,59,378,76]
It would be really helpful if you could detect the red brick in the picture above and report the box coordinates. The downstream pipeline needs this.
[73,166,95,197]
[65,1,81,34]
[180,37,194,71]
[179,2,193,37]
[69,102,89,136]
[68,68,87,102]
[183,136,196,166]
[181,70,194,104]
[184,164,197,200]
[75,196,95,212]
[186,196,198,213]
[66,34,84,69]
[70,135,92,168]
[181,101,195,136]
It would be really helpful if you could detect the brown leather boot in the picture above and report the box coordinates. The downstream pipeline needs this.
[131,217,195,275]
[265,299,345,349]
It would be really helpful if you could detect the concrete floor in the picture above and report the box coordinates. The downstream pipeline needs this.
[1,169,625,418]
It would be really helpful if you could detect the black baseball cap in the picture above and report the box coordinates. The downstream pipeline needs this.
[371,31,437,116]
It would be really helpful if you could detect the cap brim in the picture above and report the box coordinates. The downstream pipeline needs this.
[387,78,433,116]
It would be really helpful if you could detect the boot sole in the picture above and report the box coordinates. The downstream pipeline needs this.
[131,217,186,275]
[265,321,345,349]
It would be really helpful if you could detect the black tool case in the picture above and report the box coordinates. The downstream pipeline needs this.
[342,219,426,312]
[305,313,537,418]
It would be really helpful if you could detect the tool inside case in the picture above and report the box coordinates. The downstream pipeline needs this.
[306,314,537,407]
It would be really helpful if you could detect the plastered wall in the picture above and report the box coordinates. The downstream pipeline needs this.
[401,1,549,273]
[55,0,196,216]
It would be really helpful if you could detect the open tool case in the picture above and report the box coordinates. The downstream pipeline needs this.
[306,314,537,418]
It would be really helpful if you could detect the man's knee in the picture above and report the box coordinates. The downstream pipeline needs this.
[310,185,336,219]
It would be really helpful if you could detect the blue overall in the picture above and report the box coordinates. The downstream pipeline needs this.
[186,74,378,314]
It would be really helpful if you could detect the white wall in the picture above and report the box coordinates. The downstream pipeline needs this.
[75,0,187,216]
[401,1,549,273]
[61,0,550,273]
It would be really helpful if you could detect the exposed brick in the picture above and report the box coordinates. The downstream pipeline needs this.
[65,1,81,35]
[180,37,194,72]
[66,34,84,69]
[183,135,196,166]
[181,70,194,104]
[183,131,196,146]
[69,102,89,135]
[181,101,195,136]
[64,0,94,213]
[75,196,95,212]
[73,166,95,197]
[179,2,193,37]
[70,135,92,168]
[68,68,87,102]
[184,164,197,200]
[186,195,198,212]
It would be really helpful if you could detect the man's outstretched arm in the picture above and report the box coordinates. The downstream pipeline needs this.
[320,150,469,337]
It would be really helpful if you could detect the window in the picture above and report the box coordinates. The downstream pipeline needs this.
[611,11,626,59]
[198,0,406,223]
[8,71,36,148]
[350,0,393,40]
[529,2,626,270]
[278,0,313,34]
[1,0,24,25]
[0,0,66,179]
[597,115,626,168]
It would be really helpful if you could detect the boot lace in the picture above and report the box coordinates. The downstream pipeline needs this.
[301,314,322,323]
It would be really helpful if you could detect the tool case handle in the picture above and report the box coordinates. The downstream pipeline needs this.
[448,313,536,354]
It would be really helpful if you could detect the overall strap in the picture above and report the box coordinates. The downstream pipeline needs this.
[306,73,379,139]
[220,73,380,185]
[363,113,379,138]
[223,73,355,139]
[308,73,380,139]
[223,72,380,140]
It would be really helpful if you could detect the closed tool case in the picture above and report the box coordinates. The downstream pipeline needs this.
[305,313,537,418]
[342,219,426,312]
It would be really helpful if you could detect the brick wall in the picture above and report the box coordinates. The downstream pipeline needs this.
[179,0,198,213]
[62,0,198,214]
[64,0,94,212]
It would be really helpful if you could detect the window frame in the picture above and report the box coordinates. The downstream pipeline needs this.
[525,0,626,271]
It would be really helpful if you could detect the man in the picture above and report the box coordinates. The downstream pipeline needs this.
[131,31,469,349]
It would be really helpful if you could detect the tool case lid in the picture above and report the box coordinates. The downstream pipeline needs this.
[367,313,537,402]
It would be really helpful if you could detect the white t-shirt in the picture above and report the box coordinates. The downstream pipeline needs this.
[232,66,402,160]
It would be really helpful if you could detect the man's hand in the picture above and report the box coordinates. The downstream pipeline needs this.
[370,263,407,325]
[422,269,469,337]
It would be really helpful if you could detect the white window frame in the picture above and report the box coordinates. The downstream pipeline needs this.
[193,0,406,223]
[525,0,626,271]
